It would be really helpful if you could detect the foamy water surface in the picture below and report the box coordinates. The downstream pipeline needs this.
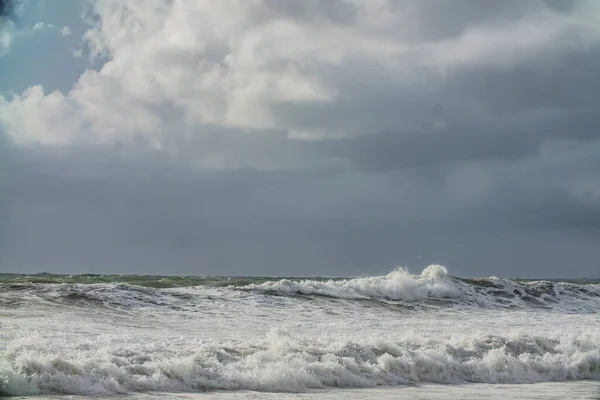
[1,266,599,397]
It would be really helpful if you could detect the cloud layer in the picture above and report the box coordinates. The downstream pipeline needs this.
[1,0,599,276]
[3,1,600,156]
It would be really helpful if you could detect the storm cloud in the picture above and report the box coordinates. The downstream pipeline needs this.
[0,0,17,20]
[0,0,599,277]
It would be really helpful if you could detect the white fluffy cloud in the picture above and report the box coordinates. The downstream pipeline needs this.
[1,0,600,166]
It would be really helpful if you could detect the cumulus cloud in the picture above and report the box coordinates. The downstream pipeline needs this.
[1,0,599,162]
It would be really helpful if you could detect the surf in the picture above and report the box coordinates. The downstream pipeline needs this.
[2,265,598,312]
[1,328,599,396]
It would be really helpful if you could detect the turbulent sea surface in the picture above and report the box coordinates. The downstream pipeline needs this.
[1,265,599,398]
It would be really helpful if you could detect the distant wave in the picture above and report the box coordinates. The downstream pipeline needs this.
[2,329,599,396]
[243,265,600,312]
[2,268,598,288]
[1,266,599,312]
[0,273,261,288]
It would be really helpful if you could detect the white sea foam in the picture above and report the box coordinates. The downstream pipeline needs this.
[1,266,599,396]
[2,328,599,396]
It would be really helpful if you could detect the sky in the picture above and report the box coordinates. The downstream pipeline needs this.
[0,0,599,278]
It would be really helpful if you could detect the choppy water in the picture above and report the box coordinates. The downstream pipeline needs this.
[1,265,599,397]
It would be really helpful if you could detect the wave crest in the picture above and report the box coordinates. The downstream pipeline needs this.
[2,265,599,312]
[247,265,458,301]
[244,265,600,312]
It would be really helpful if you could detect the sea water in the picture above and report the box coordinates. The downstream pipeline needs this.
[1,265,599,398]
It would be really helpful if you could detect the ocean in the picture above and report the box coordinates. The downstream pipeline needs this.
[1,265,599,399]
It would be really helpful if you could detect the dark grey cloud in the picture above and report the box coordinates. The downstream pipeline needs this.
[2,136,599,277]
[1,1,600,278]
[269,39,600,171]
[0,0,17,20]
[386,0,550,42]
[264,0,358,25]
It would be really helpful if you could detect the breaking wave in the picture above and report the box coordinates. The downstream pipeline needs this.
[244,265,600,312]
[1,266,599,396]
[2,329,599,396]
[1,265,599,312]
